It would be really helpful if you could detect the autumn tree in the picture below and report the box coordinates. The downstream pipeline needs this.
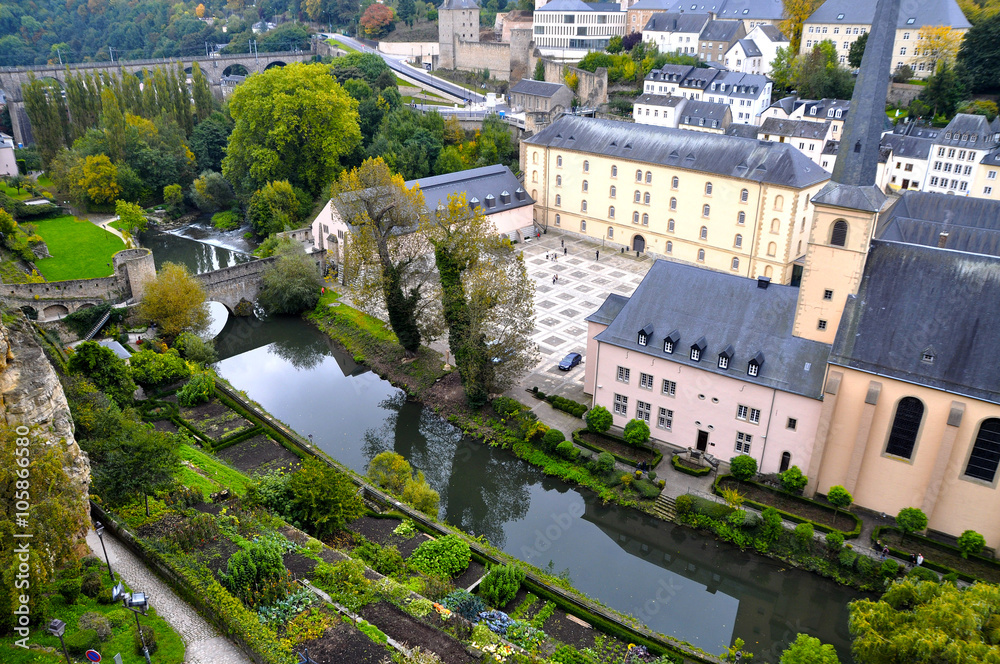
[914,25,962,72]
[780,0,823,54]
[247,180,300,236]
[424,193,538,405]
[223,63,361,198]
[337,157,436,355]
[0,424,89,633]
[360,3,395,38]
[76,154,120,206]
[114,199,147,244]
[769,45,799,92]
[138,262,209,339]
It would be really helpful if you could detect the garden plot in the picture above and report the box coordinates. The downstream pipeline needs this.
[216,433,301,475]
[359,602,478,664]
[177,398,255,441]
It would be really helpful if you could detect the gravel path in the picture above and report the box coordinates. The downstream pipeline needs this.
[85,528,251,664]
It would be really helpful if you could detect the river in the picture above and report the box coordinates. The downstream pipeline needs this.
[143,225,864,661]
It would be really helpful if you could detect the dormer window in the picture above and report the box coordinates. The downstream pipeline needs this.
[718,345,734,370]
[638,332,648,346]
[664,340,674,353]
[748,351,764,377]
[663,330,679,354]
[922,347,935,364]
[637,325,652,347]
[690,337,707,362]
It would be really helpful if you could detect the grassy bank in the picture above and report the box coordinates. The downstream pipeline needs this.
[34,215,125,280]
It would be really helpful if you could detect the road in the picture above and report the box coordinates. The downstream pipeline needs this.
[325,33,486,104]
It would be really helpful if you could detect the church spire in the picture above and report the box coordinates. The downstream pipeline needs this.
[830,0,901,188]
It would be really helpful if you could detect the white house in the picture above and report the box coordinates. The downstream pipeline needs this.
[758,118,833,167]
[642,65,771,124]
[632,94,730,132]
[533,0,626,59]
[641,12,711,54]
[725,24,788,75]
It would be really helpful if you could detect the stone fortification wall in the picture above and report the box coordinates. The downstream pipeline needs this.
[454,41,514,80]
[539,55,608,107]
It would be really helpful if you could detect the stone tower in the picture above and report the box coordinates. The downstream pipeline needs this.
[792,0,901,344]
[439,0,480,70]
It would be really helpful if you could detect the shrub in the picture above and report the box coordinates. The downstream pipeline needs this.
[907,566,939,582]
[81,570,104,598]
[674,494,693,516]
[479,565,526,608]
[556,440,579,460]
[353,540,406,577]
[758,507,783,543]
[78,612,113,641]
[593,452,615,475]
[622,419,650,447]
[838,549,858,569]
[219,538,292,608]
[408,535,471,578]
[402,472,440,519]
[896,507,928,535]
[442,589,487,621]
[585,406,612,433]
[368,451,413,495]
[957,530,986,558]
[313,559,373,611]
[492,396,521,419]
[64,628,100,655]
[130,348,192,388]
[59,577,82,604]
[826,485,853,517]
[794,522,814,551]
[174,331,218,365]
[633,478,661,499]
[287,459,366,538]
[729,455,758,481]
[880,559,900,579]
[134,623,157,655]
[780,465,808,494]
[177,371,214,407]
[825,531,844,553]
[212,210,241,230]
[542,428,566,452]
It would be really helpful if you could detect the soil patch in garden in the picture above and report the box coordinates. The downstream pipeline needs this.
[178,398,254,441]
[299,622,389,664]
[541,606,597,651]
[500,588,531,615]
[881,530,1000,583]
[577,430,659,465]
[719,477,858,532]
[135,512,186,539]
[192,501,225,516]
[150,419,180,434]
[453,560,486,590]
[196,537,241,577]
[348,515,430,558]
[283,552,318,579]
[359,601,478,664]
[217,434,301,475]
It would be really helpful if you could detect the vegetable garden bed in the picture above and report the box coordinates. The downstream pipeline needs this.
[573,429,663,468]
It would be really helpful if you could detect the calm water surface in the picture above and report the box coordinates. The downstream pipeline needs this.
[150,227,864,661]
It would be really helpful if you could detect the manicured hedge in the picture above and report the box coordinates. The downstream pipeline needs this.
[714,475,862,539]
[871,526,1000,584]
[671,454,712,477]
[545,393,588,417]
[572,429,663,469]
[211,425,266,452]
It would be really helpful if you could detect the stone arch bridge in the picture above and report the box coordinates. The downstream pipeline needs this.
[0,48,314,147]
[1,248,276,322]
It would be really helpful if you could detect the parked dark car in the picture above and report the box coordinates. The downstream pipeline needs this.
[558,352,582,370]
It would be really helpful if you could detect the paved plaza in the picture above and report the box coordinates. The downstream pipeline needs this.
[513,229,654,405]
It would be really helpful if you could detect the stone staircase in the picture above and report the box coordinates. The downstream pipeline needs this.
[654,493,677,521]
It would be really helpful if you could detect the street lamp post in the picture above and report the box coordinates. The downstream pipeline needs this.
[124,591,152,664]
[297,648,317,664]
[48,619,71,664]
[94,521,115,582]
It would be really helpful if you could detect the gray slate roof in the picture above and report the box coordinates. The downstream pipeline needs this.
[805,0,971,29]
[934,113,1000,149]
[644,12,711,33]
[727,124,761,139]
[408,165,533,214]
[592,260,832,399]
[628,0,675,8]
[700,19,743,42]
[678,100,730,126]
[894,122,940,140]
[524,115,829,188]
[880,133,933,160]
[585,293,629,326]
[510,79,570,98]
[655,0,784,21]
[876,190,1000,257]
[830,240,1000,404]
[735,38,762,57]
[760,117,829,139]
[537,0,622,10]
[633,93,685,107]
[754,24,787,41]
[441,0,480,8]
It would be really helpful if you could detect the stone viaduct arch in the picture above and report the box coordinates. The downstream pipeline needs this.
[0,49,313,147]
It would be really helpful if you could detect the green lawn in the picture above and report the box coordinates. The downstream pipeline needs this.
[33,215,125,281]
[178,443,251,496]
[329,38,360,54]
[2,184,31,200]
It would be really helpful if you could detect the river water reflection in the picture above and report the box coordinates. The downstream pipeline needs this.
[211,313,863,661]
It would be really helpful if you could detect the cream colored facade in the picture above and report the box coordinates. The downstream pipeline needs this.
[521,143,827,284]
[800,24,968,77]
[971,158,1000,200]
[808,367,1000,548]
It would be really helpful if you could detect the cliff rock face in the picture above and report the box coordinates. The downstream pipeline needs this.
[0,320,91,537]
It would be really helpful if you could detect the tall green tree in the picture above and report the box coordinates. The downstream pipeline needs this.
[920,61,965,117]
[223,62,362,198]
[257,242,323,315]
[336,157,434,355]
[959,12,1000,92]
[247,180,300,236]
[287,459,365,538]
[101,87,127,163]
[795,40,855,99]
[67,341,137,407]
[22,75,66,167]
[847,31,868,68]
[191,62,214,123]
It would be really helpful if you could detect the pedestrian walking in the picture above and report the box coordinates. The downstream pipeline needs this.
[595,250,600,261]
[564,247,567,255]
[882,546,889,560]
[916,553,924,566]
[910,553,917,565]
[561,239,564,248]
[552,275,556,284]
